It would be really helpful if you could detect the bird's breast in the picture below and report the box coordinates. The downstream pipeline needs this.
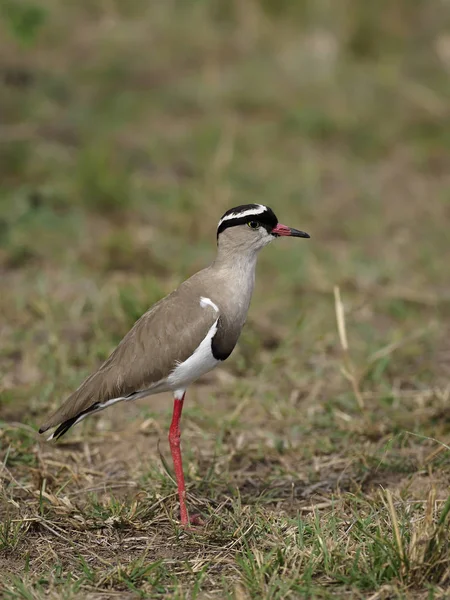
[166,318,220,389]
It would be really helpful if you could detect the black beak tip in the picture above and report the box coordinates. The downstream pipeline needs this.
[292,229,310,239]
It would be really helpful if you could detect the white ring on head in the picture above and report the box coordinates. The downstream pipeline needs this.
[217,205,267,228]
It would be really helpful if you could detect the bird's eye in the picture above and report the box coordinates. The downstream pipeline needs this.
[247,221,260,229]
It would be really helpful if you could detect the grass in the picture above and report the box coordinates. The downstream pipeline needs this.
[1,0,450,597]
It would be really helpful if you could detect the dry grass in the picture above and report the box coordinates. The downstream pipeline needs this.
[1,0,450,598]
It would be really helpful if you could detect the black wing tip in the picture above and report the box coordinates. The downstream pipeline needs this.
[52,418,78,440]
[38,417,78,441]
[47,402,101,441]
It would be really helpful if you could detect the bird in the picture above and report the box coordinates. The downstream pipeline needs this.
[39,204,310,526]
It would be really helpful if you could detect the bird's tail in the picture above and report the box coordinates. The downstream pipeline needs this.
[39,393,137,440]
[39,402,102,440]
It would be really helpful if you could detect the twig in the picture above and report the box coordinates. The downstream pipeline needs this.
[384,489,406,577]
[333,286,364,409]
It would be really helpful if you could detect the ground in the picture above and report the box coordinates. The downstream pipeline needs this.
[1,1,450,598]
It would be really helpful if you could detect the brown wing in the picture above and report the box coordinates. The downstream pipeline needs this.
[39,278,218,432]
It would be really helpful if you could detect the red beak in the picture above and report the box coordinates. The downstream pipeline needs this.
[272,223,310,238]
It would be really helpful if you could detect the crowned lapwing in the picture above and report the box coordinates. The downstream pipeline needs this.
[39,204,310,525]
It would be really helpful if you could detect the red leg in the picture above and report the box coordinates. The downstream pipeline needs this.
[168,390,189,526]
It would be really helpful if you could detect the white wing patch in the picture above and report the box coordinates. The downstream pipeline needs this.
[200,296,219,312]
[167,318,219,389]
[218,204,266,227]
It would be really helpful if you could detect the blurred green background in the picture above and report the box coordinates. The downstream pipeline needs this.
[1,0,449,396]
[1,1,450,597]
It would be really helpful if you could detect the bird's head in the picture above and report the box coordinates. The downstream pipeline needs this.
[216,204,310,254]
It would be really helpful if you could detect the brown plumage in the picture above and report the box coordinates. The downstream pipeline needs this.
[39,267,244,435]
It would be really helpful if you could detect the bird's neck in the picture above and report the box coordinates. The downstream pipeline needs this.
[212,245,259,277]
[209,247,259,316]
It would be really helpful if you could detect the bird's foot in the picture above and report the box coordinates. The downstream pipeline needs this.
[179,512,204,529]
[187,513,204,527]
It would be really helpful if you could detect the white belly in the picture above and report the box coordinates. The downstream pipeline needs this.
[166,318,220,390]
